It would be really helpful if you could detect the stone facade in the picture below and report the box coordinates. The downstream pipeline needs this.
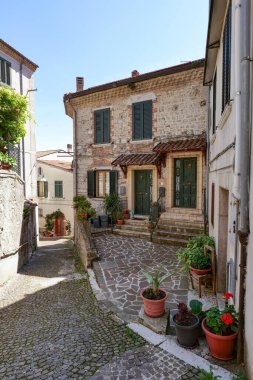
[65,62,208,216]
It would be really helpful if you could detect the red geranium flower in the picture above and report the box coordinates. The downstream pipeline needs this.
[224,292,233,300]
[83,220,88,225]
[221,312,234,326]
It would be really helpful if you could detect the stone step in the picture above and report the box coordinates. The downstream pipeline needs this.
[152,235,187,247]
[154,229,198,240]
[124,219,148,227]
[113,229,150,239]
[158,219,205,229]
[160,211,204,222]
[156,224,204,235]
[115,224,148,232]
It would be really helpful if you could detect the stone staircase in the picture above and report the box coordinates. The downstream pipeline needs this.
[152,209,205,247]
[113,219,150,239]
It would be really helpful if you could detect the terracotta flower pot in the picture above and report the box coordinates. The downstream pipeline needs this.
[190,266,212,275]
[140,288,168,318]
[117,219,124,225]
[202,318,238,360]
[173,314,199,348]
[0,162,11,170]
[123,214,130,220]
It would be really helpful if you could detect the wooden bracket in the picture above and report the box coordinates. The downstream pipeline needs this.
[120,165,127,178]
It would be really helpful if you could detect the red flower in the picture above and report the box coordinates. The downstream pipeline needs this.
[83,220,88,225]
[221,312,234,326]
[224,292,233,300]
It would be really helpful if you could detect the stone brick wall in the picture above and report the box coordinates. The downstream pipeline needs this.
[70,66,208,209]
[74,218,97,269]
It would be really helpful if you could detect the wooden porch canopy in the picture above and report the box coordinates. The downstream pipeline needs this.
[153,134,206,154]
[111,153,165,178]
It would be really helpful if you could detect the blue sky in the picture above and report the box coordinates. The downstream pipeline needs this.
[2,0,209,151]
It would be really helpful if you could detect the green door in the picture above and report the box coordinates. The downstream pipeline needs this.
[174,158,197,208]
[134,170,152,215]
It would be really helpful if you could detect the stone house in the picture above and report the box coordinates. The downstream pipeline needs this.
[36,147,74,233]
[204,0,253,374]
[64,60,208,243]
[0,39,38,283]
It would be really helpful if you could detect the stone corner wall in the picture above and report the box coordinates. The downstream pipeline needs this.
[74,218,97,269]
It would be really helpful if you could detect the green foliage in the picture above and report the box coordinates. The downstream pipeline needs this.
[103,193,121,218]
[66,220,71,234]
[177,235,215,272]
[142,266,173,296]
[205,304,239,336]
[78,207,96,224]
[190,249,211,270]
[232,373,248,380]
[174,303,197,326]
[115,210,124,220]
[0,152,17,167]
[198,366,221,379]
[73,196,91,210]
[0,87,31,163]
[190,300,203,315]
[45,209,64,231]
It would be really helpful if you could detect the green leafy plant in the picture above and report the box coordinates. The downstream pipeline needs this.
[205,294,239,336]
[0,87,31,164]
[174,303,197,326]
[66,220,71,234]
[232,373,248,380]
[142,267,173,297]
[73,195,91,210]
[190,248,211,270]
[78,207,96,225]
[198,366,221,379]
[190,299,203,315]
[0,152,17,167]
[122,208,129,215]
[115,210,124,220]
[177,235,215,272]
[103,193,120,219]
[45,209,64,231]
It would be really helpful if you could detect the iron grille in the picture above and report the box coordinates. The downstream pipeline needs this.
[8,143,21,176]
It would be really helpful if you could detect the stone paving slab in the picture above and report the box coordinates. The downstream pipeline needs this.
[93,234,188,322]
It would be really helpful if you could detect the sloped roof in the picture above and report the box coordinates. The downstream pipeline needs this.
[37,160,73,172]
[153,134,206,153]
[0,39,38,72]
[112,153,161,166]
[36,150,60,158]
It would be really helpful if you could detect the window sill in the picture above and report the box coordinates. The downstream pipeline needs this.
[217,102,232,130]
[92,143,111,147]
[131,139,153,143]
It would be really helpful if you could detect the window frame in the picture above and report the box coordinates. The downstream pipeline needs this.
[54,180,63,198]
[0,56,11,86]
[212,71,217,134]
[95,171,110,198]
[132,100,152,141]
[37,180,48,198]
[222,1,232,112]
[94,108,110,144]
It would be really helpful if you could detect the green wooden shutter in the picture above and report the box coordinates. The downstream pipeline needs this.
[55,181,63,198]
[103,109,110,143]
[94,111,102,144]
[6,62,11,86]
[44,182,48,198]
[87,171,96,197]
[132,102,143,140]
[143,100,152,139]
[37,181,40,197]
[1,60,6,83]
[109,171,118,195]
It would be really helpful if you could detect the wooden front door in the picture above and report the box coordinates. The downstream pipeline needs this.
[174,158,197,208]
[134,170,152,215]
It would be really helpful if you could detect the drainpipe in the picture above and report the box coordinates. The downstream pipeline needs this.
[233,0,242,199]
[67,100,78,197]
[20,62,26,196]
[205,87,211,234]
[237,0,251,364]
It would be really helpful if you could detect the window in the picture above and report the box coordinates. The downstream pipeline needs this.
[37,181,48,198]
[38,208,43,217]
[87,170,117,198]
[0,57,11,85]
[222,1,232,112]
[94,108,110,144]
[55,181,63,198]
[132,100,152,140]
[212,71,217,134]
[211,183,215,227]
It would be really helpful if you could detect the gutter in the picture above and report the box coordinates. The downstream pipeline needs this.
[237,0,251,364]
[67,100,78,197]
[19,61,26,197]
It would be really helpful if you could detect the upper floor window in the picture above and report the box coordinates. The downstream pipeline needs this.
[37,180,48,198]
[87,170,117,198]
[132,100,152,140]
[222,1,232,112]
[0,57,11,86]
[94,108,110,144]
[55,181,63,198]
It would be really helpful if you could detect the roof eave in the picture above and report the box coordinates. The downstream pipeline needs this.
[203,0,228,86]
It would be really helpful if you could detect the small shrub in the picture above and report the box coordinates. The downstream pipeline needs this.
[198,366,221,379]
[174,303,197,326]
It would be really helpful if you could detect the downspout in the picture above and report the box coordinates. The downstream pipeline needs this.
[237,0,251,364]
[205,86,211,234]
[19,61,26,196]
[67,100,78,197]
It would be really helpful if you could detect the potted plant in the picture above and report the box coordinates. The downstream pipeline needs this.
[78,207,96,225]
[122,208,130,220]
[177,235,215,272]
[189,299,207,336]
[140,267,173,318]
[202,293,239,360]
[189,248,212,275]
[103,193,121,224]
[115,211,124,225]
[173,303,199,347]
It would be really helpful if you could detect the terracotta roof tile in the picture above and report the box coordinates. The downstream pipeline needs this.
[38,160,73,171]
[111,153,161,166]
[153,134,206,153]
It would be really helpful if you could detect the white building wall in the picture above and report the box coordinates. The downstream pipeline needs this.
[37,161,74,232]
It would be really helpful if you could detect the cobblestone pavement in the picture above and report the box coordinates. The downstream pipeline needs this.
[0,238,200,379]
[94,234,188,321]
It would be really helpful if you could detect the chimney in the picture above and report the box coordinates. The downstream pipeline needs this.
[131,70,140,78]
[67,144,72,153]
[76,77,84,92]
